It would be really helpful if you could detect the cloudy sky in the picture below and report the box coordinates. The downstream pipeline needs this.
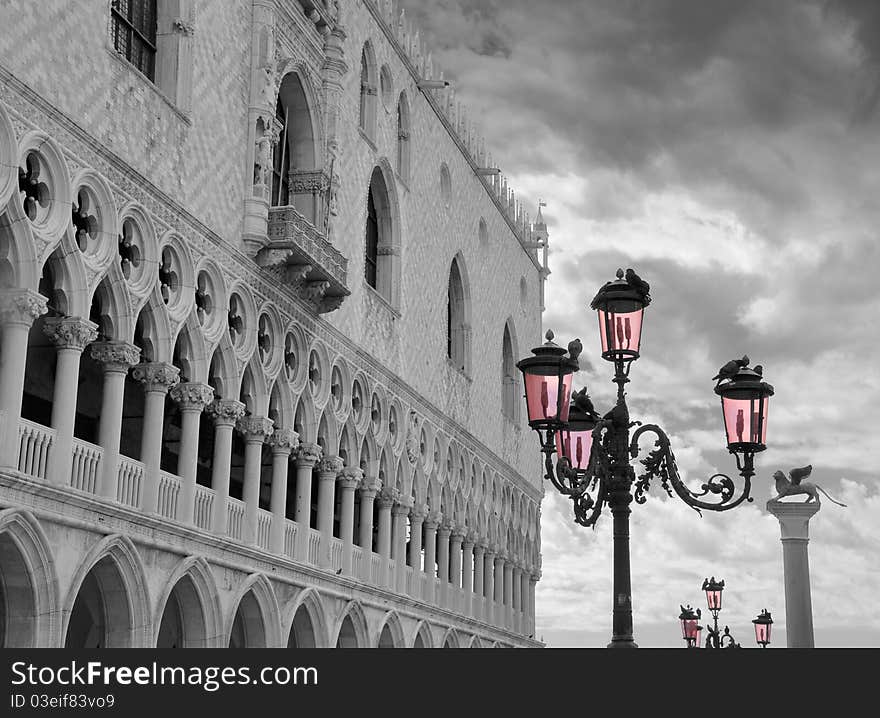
[400,0,880,647]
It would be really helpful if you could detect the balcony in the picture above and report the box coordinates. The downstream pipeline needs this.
[258,205,350,314]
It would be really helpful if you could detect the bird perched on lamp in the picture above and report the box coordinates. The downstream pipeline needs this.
[625,268,651,299]
[712,355,749,383]
[567,337,583,362]
[753,364,763,377]
[571,386,597,418]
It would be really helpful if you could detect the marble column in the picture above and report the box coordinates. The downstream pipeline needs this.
[767,500,820,648]
[268,428,298,555]
[512,561,523,634]
[132,362,179,513]
[376,488,397,588]
[0,289,46,468]
[473,540,487,621]
[437,522,451,607]
[484,546,496,625]
[504,558,514,630]
[43,317,97,486]
[207,399,246,536]
[529,569,541,638]
[238,416,274,545]
[90,341,141,500]
[293,442,322,562]
[462,533,475,618]
[392,502,410,594]
[408,505,426,599]
[168,382,213,525]
[519,565,530,635]
[449,526,465,612]
[358,474,381,582]
[423,511,440,604]
[316,455,344,568]
[494,552,506,628]
[337,467,363,576]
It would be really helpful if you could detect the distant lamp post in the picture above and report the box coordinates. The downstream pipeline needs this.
[517,268,775,648]
[753,609,774,648]
[679,605,703,648]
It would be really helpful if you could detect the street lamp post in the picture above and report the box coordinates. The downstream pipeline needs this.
[516,268,775,648]
[679,577,774,648]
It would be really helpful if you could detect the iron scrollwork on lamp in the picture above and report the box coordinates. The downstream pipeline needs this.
[516,268,775,647]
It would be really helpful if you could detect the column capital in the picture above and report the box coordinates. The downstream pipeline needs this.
[207,399,246,427]
[766,499,821,540]
[424,510,443,530]
[474,538,488,553]
[317,454,345,476]
[132,361,180,393]
[294,441,322,467]
[392,501,411,518]
[451,525,467,542]
[359,473,382,496]
[337,466,364,490]
[530,569,542,582]
[237,415,275,442]
[409,503,428,523]
[90,340,141,372]
[169,381,214,411]
[268,428,299,455]
[438,521,452,538]
[463,531,477,549]
[377,487,399,509]
[0,288,47,327]
[43,316,98,351]
[495,550,508,563]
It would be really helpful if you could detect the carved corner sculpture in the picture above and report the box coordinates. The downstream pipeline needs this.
[769,464,847,507]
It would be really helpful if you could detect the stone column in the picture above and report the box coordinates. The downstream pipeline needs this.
[168,382,213,525]
[0,289,46,468]
[238,416,274,545]
[207,399,245,536]
[504,558,514,630]
[423,511,440,604]
[512,561,523,634]
[376,488,397,587]
[484,546,496,625]
[437,522,451,607]
[519,565,529,634]
[767,500,821,648]
[408,505,426,599]
[132,362,179,513]
[268,428,298,554]
[316,455,344,567]
[358,474,381,581]
[90,341,141,500]
[449,526,465,612]
[392,502,410,594]
[462,533,475,618]
[494,552,506,628]
[337,467,362,576]
[473,540,487,621]
[529,569,541,638]
[43,317,97,486]
[293,442,322,562]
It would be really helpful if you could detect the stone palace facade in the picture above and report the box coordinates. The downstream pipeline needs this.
[0,0,549,647]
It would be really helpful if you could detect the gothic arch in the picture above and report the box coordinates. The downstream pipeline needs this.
[226,573,282,648]
[153,556,223,648]
[333,600,368,648]
[467,634,484,648]
[363,161,401,308]
[396,91,411,183]
[501,318,520,422]
[0,208,39,290]
[411,619,433,648]
[376,609,405,648]
[358,41,378,137]
[0,509,58,647]
[447,253,472,374]
[284,587,328,648]
[441,626,461,648]
[62,534,151,648]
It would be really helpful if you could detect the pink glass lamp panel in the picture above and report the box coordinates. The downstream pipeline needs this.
[598,309,643,355]
[524,373,572,423]
[706,590,722,611]
[722,397,769,445]
[754,622,770,644]
[556,429,592,470]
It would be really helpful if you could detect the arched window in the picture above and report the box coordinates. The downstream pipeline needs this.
[502,322,519,421]
[447,257,469,373]
[396,93,411,183]
[110,0,157,80]
[363,167,397,306]
[359,44,378,139]
[271,73,317,218]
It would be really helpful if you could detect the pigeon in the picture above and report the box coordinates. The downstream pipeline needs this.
[567,337,583,362]
[625,268,650,298]
[789,464,812,485]
[603,399,629,428]
[753,364,763,377]
[712,355,749,382]
[571,387,596,417]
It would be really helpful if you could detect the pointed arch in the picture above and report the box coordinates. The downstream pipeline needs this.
[502,318,520,422]
[411,619,433,648]
[226,573,282,648]
[441,626,461,648]
[376,609,405,648]
[63,534,150,648]
[396,91,411,182]
[154,556,223,648]
[333,600,368,648]
[207,337,239,400]
[284,587,328,648]
[0,509,58,647]
[447,253,472,374]
[364,162,401,308]
[0,209,39,291]
[359,42,378,138]
[293,394,317,443]
[467,634,484,648]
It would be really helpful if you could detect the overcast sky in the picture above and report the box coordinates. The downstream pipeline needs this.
[400,0,880,647]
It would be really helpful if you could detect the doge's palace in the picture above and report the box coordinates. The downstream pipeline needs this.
[0,0,548,648]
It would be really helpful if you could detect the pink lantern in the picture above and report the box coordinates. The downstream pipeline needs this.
[714,364,774,454]
[555,404,597,470]
[753,609,773,648]
[703,576,724,612]
[679,605,702,647]
[516,330,579,431]
[590,268,651,363]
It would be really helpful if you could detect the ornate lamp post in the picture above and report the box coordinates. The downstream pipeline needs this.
[680,577,773,648]
[516,268,775,648]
